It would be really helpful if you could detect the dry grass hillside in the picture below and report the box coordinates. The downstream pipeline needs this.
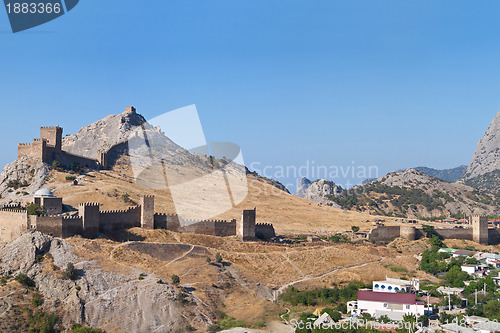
[64,229,447,328]
[43,157,409,234]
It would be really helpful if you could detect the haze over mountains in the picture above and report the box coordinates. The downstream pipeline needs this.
[295,110,500,218]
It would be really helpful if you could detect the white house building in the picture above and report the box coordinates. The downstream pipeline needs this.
[372,277,420,293]
[348,290,425,321]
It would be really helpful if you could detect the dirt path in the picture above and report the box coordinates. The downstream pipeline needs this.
[276,257,385,295]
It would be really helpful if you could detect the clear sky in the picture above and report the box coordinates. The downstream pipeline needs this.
[1,1,499,192]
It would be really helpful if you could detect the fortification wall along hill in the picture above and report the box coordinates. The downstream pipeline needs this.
[0,194,274,242]
[255,223,276,240]
[368,218,496,245]
[99,206,141,232]
[17,125,107,169]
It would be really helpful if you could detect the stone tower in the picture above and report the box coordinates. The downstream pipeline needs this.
[237,208,256,241]
[40,126,62,152]
[141,195,155,229]
[79,203,100,238]
[472,215,488,245]
[400,226,416,241]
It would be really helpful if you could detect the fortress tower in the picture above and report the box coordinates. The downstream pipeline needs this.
[79,203,100,238]
[472,215,488,245]
[140,195,155,229]
[237,208,256,241]
[40,126,62,153]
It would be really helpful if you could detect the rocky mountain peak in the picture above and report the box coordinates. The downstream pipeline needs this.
[295,177,312,197]
[62,107,149,159]
[463,111,500,180]
[303,179,343,207]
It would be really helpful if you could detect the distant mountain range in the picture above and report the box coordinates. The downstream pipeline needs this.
[294,110,500,218]
[413,165,467,183]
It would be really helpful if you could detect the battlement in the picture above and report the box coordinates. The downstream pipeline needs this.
[40,126,61,130]
[154,213,178,217]
[256,223,273,227]
[62,215,82,220]
[1,203,23,209]
[100,206,140,214]
[0,208,27,214]
[471,214,488,218]
[79,202,100,207]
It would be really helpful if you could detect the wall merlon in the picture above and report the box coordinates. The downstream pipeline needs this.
[40,126,61,130]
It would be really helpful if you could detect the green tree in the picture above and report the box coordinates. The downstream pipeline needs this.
[351,226,360,233]
[422,225,434,237]
[171,274,180,285]
[443,266,470,287]
[64,263,76,280]
[215,252,223,263]
[27,203,46,216]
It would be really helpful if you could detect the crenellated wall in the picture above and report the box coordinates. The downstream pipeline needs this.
[17,126,107,170]
[62,216,83,237]
[0,209,29,242]
[99,206,141,232]
[1,193,272,242]
[255,223,276,240]
[368,224,497,244]
[30,214,63,237]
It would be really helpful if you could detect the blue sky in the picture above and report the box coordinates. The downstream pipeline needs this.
[0,1,499,192]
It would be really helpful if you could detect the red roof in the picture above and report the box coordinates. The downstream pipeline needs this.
[357,290,417,305]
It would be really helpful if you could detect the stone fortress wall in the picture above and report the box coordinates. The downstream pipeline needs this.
[368,215,499,245]
[18,125,107,170]
[0,196,275,243]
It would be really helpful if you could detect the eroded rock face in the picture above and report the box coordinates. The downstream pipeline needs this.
[0,157,49,203]
[464,111,500,180]
[295,177,312,198]
[462,111,500,193]
[304,179,343,207]
[0,232,211,332]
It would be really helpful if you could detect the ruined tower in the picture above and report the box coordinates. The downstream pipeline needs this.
[237,208,256,241]
[97,149,108,169]
[472,215,488,245]
[79,203,100,238]
[140,195,155,229]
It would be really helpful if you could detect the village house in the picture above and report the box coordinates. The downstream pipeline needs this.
[348,290,426,321]
[372,277,420,294]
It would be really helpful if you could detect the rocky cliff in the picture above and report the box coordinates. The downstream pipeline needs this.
[303,179,343,208]
[0,157,49,203]
[462,111,500,193]
[295,177,312,197]
[0,232,211,332]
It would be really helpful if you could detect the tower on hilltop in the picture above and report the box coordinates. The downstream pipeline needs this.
[40,126,62,152]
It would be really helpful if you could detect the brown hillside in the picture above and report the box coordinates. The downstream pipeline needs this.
[43,157,406,234]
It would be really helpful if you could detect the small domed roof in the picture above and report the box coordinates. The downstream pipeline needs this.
[34,188,54,197]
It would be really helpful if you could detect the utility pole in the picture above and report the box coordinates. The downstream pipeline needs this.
[475,289,478,305]
[448,294,451,311]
